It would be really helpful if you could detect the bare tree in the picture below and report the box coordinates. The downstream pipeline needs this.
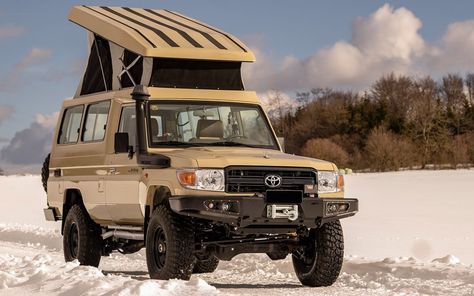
[441,74,467,134]
[265,90,294,138]
[465,73,474,105]
[408,77,448,167]
[371,73,414,133]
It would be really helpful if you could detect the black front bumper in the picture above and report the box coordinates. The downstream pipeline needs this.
[169,195,358,232]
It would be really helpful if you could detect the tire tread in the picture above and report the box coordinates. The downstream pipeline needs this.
[63,204,102,267]
[293,220,344,287]
[41,154,50,193]
[146,205,195,280]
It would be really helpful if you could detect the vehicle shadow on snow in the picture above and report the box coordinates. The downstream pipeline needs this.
[101,271,303,289]
[208,283,302,289]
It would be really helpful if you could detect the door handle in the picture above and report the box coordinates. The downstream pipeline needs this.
[109,168,117,175]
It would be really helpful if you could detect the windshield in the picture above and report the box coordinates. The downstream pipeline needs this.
[147,102,278,149]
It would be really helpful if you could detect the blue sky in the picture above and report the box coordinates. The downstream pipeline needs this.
[1,0,474,168]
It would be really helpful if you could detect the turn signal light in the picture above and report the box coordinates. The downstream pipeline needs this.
[177,171,196,186]
[337,174,345,192]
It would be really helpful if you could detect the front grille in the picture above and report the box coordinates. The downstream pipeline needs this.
[225,167,316,193]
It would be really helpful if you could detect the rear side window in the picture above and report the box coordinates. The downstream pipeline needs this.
[82,101,110,142]
[58,105,84,144]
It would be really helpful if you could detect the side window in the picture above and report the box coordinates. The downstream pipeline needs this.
[58,105,84,144]
[82,101,110,142]
[118,106,136,148]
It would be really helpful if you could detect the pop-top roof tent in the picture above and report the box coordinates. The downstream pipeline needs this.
[69,6,256,97]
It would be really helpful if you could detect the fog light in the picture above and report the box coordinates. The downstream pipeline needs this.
[328,204,338,213]
[221,202,230,211]
[204,200,240,214]
[326,202,350,216]
[338,203,349,211]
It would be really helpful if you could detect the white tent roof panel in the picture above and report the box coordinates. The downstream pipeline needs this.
[69,6,256,62]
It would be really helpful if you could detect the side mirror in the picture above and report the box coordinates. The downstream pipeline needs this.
[115,132,130,153]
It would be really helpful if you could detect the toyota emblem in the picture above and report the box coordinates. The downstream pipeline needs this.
[265,174,282,188]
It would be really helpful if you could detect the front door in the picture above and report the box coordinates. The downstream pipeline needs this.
[105,106,142,224]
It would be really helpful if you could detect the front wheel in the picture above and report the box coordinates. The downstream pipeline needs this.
[292,220,344,287]
[63,204,102,267]
[146,205,195,280]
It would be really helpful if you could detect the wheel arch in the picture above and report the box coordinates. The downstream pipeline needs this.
[144,185,172,240]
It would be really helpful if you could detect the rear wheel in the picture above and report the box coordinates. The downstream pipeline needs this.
[146,205,195,280]
[63,204,102,267]
[292,220,344,287]
[193,255,219,274]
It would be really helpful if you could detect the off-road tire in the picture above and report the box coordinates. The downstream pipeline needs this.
[63,204,102,267]
[146,205,195,280]
[292,220,344,287]
[193,255,219,274]
[41,153,50,193]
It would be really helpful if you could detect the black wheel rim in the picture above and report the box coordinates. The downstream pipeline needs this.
[295,240,317,273]
[153,226,167,269]
[69,223,79,258]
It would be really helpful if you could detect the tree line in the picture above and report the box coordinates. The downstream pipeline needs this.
[268,73,474,171]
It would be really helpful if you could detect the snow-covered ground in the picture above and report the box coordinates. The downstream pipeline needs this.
[0,171,473,295]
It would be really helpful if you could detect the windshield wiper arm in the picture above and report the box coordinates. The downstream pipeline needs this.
[154,141,201,147]
[208,141,257,148]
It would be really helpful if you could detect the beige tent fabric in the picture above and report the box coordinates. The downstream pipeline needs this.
[141,57,153,86]
[109,42,124,90]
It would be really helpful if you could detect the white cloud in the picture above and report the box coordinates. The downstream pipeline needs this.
[352,4,425,61]
[0,112,58,165]
[0,24,24,39]
[0,48,53,91]
[16,48,52,71]
[422,20,474,73]
[243,4,474,92]
[35,112,58,130]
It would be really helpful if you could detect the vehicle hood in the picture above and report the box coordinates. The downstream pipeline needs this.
[156,147,336,171]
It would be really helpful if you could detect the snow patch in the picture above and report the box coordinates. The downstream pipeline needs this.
[432,255,461,265]
[0,253,220,295]
[0,223,61,250]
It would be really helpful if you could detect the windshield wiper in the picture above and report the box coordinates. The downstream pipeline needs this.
[207,141,257,148]
[154,141,201,148]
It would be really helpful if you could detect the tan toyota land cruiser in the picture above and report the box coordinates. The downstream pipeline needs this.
[42,6,358,287]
